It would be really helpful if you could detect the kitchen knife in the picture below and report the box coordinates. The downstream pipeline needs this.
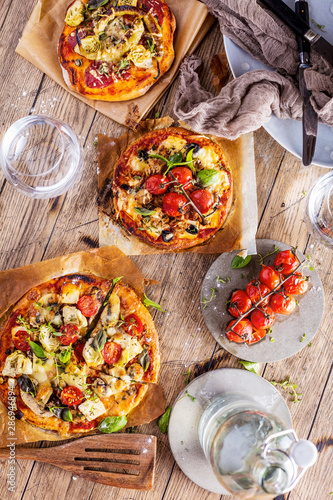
[258,0,333,68]
[295,0,318,166]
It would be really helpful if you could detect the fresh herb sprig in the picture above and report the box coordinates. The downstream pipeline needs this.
[257,245,279,266]
[202,288,217,309]
[270,379,303,403]
[143,293,166,312]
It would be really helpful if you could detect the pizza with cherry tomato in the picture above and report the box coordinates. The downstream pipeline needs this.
[58,0,175,101]
[112,127,233,250]
[0,274,160,436]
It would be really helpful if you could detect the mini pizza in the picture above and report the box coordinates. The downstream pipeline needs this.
[0,274,160,436]
[58,0,176,101]
[112,127,234,250]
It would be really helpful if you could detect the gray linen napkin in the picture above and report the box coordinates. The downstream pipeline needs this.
[174,0,333,140]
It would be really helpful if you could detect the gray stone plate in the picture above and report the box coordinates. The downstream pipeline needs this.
[168,368,292,495]
[201,239,325,363]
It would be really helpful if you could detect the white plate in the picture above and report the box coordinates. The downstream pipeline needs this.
[201,239,325,363]
[223,0,333,167]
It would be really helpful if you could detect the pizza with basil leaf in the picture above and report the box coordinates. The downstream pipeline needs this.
[0,274,160,436]
[58,0,176,101]
[112,127,234,250]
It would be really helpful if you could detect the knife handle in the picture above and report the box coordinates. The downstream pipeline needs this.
[295,1,310,58]
[257,0,310,38]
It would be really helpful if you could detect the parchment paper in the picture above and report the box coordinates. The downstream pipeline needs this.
[16,0,214,128]
[98,117,258,255]
[0,246,165,445]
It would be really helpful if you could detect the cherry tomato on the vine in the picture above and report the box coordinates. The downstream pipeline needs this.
[270,293,296,315]
[226,319,253,343]
[145,174,168,195]
[251,306,276,330]
[167,167,193,190]
[102,341,122,365]
[59,324,80,345]
[77,295,99,317]
[274,249,299,275]
[60,386,83,406]
[259,265,284,290]
[248,328,267,344]
[163,192,188,217]
[13,330,30,352]
[123,314,144,336]
[283,272,309,295]
[228,290,252,318]
[190,189,215,214]
[246,280,270,306]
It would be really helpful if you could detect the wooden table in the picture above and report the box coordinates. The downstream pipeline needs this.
[0,2,332,499]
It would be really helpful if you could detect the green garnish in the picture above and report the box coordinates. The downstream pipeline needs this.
[186,390,196,402]
[158,407,171,434]
[231,255,251,268]
[270,379,302,403]
[28,340,47,360]
[98,416,127,433]
[239,360,260,374]
[143,293,166,312]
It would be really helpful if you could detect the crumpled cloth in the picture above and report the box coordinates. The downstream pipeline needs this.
[174,0,333,139]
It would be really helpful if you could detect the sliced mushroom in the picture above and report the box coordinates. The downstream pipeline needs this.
[20,389,53,418]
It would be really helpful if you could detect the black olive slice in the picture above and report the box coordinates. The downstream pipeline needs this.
[17,375,36,396]
[162,230,174,242]
[138,149,149,161]
[185,143,200,154]
[120,184,131,191]
[186,224,199,235]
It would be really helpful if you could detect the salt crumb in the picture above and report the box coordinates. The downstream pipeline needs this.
[72,476,78,480]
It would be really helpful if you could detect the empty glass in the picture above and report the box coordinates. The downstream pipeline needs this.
[0,115,83,199]
[305,171,333,248]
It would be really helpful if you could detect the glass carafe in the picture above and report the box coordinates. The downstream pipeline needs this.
[198,395,317,498]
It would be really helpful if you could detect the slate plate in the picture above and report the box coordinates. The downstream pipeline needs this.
[201,239,325,362]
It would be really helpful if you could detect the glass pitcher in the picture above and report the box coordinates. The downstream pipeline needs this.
[198,395,317,498]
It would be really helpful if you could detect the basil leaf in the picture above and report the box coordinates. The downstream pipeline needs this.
[50,407,73,422]
[138,348,150,372]
[58,347,72,365]
[169,152,183,165]
[98,416,127,433]
[28,340,47,360]
[185,149,196,173]
[17,375,36,396]
[197,169,219,187]
[239,360,260,375]
[158,407,172,434]
[134,207,156,216]
[87,0,109,9]
[92,329,107,352]
[231,255,252,269]
[143,293,166,312]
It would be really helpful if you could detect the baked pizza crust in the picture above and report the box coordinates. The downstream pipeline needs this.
[0,274,160,437]
[58,0,176,101]
[112,127,234,251]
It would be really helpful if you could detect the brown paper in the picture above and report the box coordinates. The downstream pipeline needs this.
[98,118,258,255]
[16,0,214,127]
[0,246,165,445]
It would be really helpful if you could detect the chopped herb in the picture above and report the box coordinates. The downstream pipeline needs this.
[310,18,326,31]
[270,379,302,403]
[186,390,196,402]
[143,294,166,312]
[300,333,307,343]
[231,255,251,269]
[134,207,156,216]
[308,342,312,347]
[239,360,260,374]
[115,59,130,75]
[154,111,160,118]
[202,288,217,309]
[270,337,275,342]
[158,406,171,433]
[93,140,97,146]
[183,369,191,384]
[240,273,244,279]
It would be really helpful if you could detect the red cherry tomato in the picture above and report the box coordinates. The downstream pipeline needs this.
[248,329,267,344]
[123,314,144,336]
[228,290,252,318]
[102,342,122,365]
[77,295,99,317]
[251,306,276,330]
[59,324,80,345]
[284,272,309,295]
[60,386,83,407]
[259,265,284,290]
[189,189,215,214]
[167,167,193,190]
[13,330,30,352]
[246,280,270,307]
[226,319,253,343]
[270,293,296,315]
[162,192,188,217]
[145,174,168,195]
[74,341,86,364]
[274,250,299,275]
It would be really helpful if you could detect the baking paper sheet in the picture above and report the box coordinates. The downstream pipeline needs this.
[0,246,165,445]
[16,0,214,127]
[98,117,258,254]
